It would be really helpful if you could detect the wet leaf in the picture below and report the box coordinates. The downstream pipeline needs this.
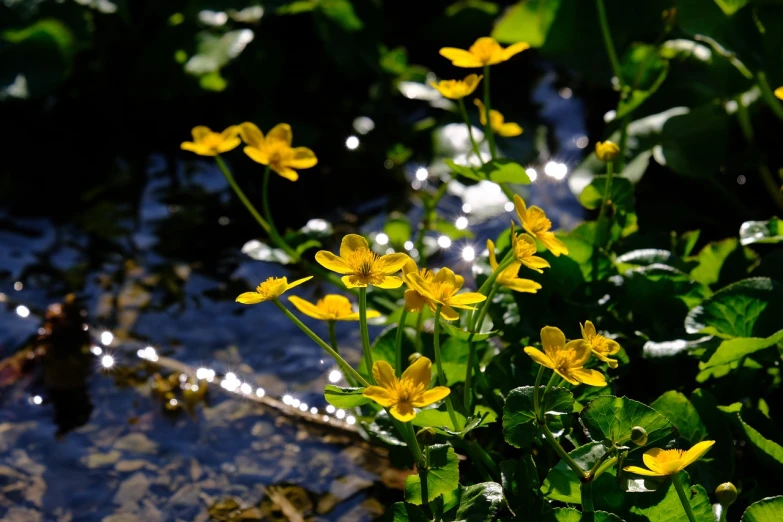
[454,482,504,522]
[503,386,574,448]
[579,396,676,452]
[740,217,783,246]
[324,385,370,408]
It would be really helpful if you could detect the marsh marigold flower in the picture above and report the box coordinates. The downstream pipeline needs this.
[580,320,620,368]
[624,441,716,477]
[510,223,550,273]
[514,195,568,257]
[181,125,241,156]
[524,326,607,386]
[775,86,783,100]
[404,267,486,321]
[315,234,409,289]
[362,357,450,422]
[239,122,317,182]
[487,239,541,294]
[236,276,313,304]
[430,74,483,99]
[595,140,620,162]
[402,259,434,313]
[474,99,523,137]
[288,294,380,321]
[440,37,529,68]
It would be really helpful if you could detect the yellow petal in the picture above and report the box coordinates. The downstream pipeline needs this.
[503,277,541,294]
[285,276,313,291]
[497,122,523,137]
[340,234,370,258]
[412,386,451,408]
[439,47,483,68]
[404,289,426,313]
[315,251,353,274]
[464,74,483,94]
[287,147,318,169]
[643,452,662,472]
[181,142,214,156]
[566,339,592,366]
[271,165,299,182]
[474,98,488,126]
[521,256,550,273]
[487,239,498,270]
[403,258,419,275]
[605,338,621,355]
[775,86,783,100]
[401,356,432,388]
[375,253,410,275]
[432,267,459,286]
[524,347,554,369]
[287,295,328,320]
[216,137,241,153]
[363,386,396,407]
[582,321,596,339]
[681,440,716,469]
[372,360,398,389]
[448,292,487,306]
[236,292,265,304]
[623,466,666,477]
[374,275,404,289]
[540,233,569,257]
[243,146,269,165]
[389,402,416,422]
[593,351,619,368]
[502,41,530,61]
[239,122,264,147]
[554,368,581,385]
[540,326,566,350]
[192,126,212,141]
[439,304,460,321]
[341,275,367,288]
[513,194,527,220]
[266,123,292,146]
[569,368,607,387]
[220,125,240,140]
[406,273,435,300]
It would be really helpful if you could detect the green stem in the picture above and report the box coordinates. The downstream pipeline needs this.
[358,287,375,384]
[541,422,586,480]
[327,321,339,354]
[594,455,618,480]
[458,98,484,165]
[581,481,595,513]
[539,371,559,420]
[482,65,497,159]
[395,309,408,378]
[434,304,462,431]
[595,0,624,88]
[736,93,783,210]
[476,255,515,297]
[672,473,698,522]
[757,72,783,121]
[214,156,270,233]
[464,285,498,409]
[414,312,424,354]
[532,366,545,421]
[262,167,300,262]
[586,446,617,480]
[273,300,369,387]
[596,161,614,228]
[406,422,426,468]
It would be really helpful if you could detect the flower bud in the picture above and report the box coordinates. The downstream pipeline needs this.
[416,427,437,446]
[715,482,737,507]
[630,426,648,446]
[595,141,620,162]
[409,352,423,364]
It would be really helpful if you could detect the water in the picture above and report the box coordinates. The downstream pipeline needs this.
[0,69,585,521]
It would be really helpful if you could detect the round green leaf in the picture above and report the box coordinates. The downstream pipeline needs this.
[323,385,370,408]
[579,396,675,451]
[741,496,783,522]
[503,386,574,448]
[404,445,460,505]
[454,482,504,522]
[578,176,635,213]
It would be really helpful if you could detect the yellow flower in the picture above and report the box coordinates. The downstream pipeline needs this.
[474,99,523,137]
[288,294,380,321]
[514,195,568,257]
[624,441,716,477]
[238,122,318,182]
[404,267,486,321]
[487,239,541,294]
[775,86,783,100]
[580,320,621,368]
[440,37,530,68]
[430,74,483,99]
[181,125,241,156]
[236,276,313,304]
[595,140,620,162]
[524,326,607,386]
[315,234,409,289]
[402,259,434,313]
[362,357,450,422]
[510,223,550,273]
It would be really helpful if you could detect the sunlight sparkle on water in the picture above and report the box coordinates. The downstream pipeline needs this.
[544,161,568,180]
[404,241,413,251]
[16,305,30,318]
[32,395,42,405]
[336,409,346,419]
[326,404,336,414]
[504,202,515,212]
[462,246,476,261]
[328,370,342,383]
[455,216,468,230]
[415,167,428,180]
[527,168,538,182]
[101,355,114,368]
[438,236,452,248]
[101,331,113,346]
[375,233,389,246]
[91,346,103,356]
[345,136,359,150]
[256,388,265,397]
[462,203,472,213]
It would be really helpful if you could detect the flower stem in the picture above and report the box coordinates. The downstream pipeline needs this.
[358,287,375,384]
[327,321,339,354]
[414,312,424,353]
[262,167,300,262]
[672,473,698,522]
[595,0,624,88]
[581,481,595,512]
[757,71,783,122]
[541,422,587,480]
[540,371,559,419]
[464,285,497,409]
[457,98,484,166]
[214,156,271,233]
[482,65,497,159]
[395,308,408,377]
[532,366,545,421]
[406,421,426,467]
[273,300,369,387]
[476,254,515,297]
[434,304,462,431]
[596,161,614,230]
[586,446,617,480]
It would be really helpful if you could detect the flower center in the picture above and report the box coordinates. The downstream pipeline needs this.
[345,249,379,277]
[428,282,458,302]
[256,277,279,297]
[319,297,353,318]
[591,334,611,355]
[549,346,580,373]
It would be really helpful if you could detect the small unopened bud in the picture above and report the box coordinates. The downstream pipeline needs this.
[715,482,737,507]
[630,426,648,446]
[595,141,620,162]
[408,352,423,364]
[416,427,437,446]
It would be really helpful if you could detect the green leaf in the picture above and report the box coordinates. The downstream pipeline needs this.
[384,216,412,247]
[687,238,756,287]
[713,0,748,16]
[741,496,783,522]
[492,0,562,47]
[503,386,574,448]
[412,409,465,432]
[684,277,783,338]
[323,385,370,408]
[481,159,531,185]
[651,391,708,444]
[616,65,668,119]
[294,239,321,255]
[577,176,635,213]
[381,502,429,522]
[631,480,714,522]
[740,217,783,246]
[444,159,484,181]
[543,508,625,522]
[659,105,728,178]
[579,396,676,451]
[542,442,608,503]
[318,0,364,31]
[404,445,460,504]
[731,411,783,469]
[440,321,494,341]
[616,43,670,119]
[454,482,504,522]
[701,329,783,369]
